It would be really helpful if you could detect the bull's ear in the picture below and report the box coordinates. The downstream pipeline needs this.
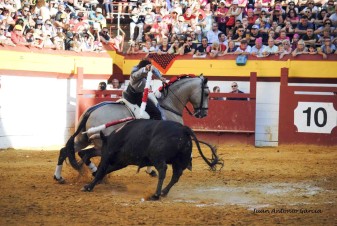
[203,78,208,84]
[100,131,107,143]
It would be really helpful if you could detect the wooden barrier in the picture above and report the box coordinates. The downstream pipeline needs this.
[76,68,257,144]
[183,72,257,144]
[279,68,337,145]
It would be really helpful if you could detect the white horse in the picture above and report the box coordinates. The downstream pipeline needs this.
[54,75,210,183]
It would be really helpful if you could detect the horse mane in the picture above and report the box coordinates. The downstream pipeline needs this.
[158,74,196,92]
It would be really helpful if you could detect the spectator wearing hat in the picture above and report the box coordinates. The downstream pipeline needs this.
[0,24,15,46]
[11,24,30,46]
[248,24,262,46]
[251,37,266,57]
[235,38,252,54]
[227,0,243,25]
[89,7,106,30]
[269,5,285,25]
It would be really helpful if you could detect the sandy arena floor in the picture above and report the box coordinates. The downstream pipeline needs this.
[0,144,336,225]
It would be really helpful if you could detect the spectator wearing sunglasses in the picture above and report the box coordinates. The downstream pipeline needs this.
[314,19,335,35]
[179,36,197,55]
[300,0,318,15]
[324,0,335,15]
[227,82,247,101]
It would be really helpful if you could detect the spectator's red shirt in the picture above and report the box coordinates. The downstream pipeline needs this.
[11,32,26,45]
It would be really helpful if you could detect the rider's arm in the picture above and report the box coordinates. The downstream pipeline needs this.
[151,66,166,82]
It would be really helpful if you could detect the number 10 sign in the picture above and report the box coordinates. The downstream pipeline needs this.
[294,102,337,134]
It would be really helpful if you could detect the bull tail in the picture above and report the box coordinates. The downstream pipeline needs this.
[184,126,224,171]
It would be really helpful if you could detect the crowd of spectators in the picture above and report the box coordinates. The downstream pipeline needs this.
[125,0,337,59]
[0,0,125,52]
[1,0,337,58]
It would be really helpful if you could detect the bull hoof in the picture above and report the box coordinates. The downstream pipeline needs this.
[81,185,93,192]
[53,175,65,184]
[146,170,157,177]
[148,194,160,201]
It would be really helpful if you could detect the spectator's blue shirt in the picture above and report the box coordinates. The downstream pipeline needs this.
[296,22,314,31]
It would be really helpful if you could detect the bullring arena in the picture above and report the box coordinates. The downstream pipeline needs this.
[0,145,336,225]
[1,17,337,226]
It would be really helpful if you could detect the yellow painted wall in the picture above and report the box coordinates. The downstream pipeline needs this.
[121,57,337,78]
[0,50,112,76]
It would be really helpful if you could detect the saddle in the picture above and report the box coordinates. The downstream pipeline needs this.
[116,98,150,120]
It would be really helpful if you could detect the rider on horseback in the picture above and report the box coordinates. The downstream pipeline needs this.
[123,59,166,120]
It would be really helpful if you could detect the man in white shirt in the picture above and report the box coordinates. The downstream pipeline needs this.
[206,22,222,44]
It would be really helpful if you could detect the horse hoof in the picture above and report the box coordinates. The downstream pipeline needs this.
[81,185,93,192]
[148,194,160,201]
[53,175,65,184]
[146,170,157,177]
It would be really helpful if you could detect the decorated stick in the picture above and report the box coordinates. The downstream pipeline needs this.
[82,117,134,134]
[139,69,153,118]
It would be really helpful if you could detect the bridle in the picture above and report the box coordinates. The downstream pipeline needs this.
[159,76,208,117]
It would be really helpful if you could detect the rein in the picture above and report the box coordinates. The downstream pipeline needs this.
[160,75,207,117]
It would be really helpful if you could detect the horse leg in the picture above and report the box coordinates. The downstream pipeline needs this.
[53,147,68,183]
[78,148,102,176]
[161,163,183,197]
[81,156,110,192]
[149,162,167,201]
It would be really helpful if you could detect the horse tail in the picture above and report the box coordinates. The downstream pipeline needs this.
[66,102,112,170]
[184,126,224,171]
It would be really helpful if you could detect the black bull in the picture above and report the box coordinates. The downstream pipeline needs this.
[67,119,222,200]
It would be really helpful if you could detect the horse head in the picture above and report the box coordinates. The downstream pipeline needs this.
[190,75,209,118]
[158,74,209,120]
